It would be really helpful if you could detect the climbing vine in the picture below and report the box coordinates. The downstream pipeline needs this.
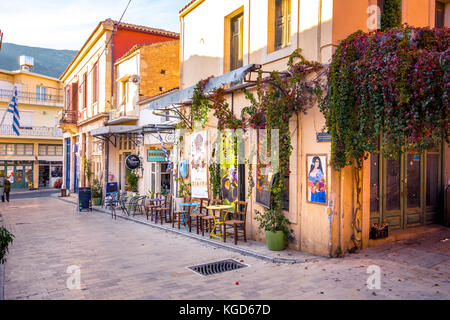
[380,0,402,31]
[320,26,449,171]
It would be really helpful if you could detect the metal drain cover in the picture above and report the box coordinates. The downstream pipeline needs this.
[188,259,248,276]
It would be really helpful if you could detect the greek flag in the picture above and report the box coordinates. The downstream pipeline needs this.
[7,88,20,136]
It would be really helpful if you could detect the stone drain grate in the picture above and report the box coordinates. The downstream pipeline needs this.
[188,259,248,276]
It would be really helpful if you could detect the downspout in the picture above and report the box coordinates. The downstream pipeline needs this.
[317,0,323,63]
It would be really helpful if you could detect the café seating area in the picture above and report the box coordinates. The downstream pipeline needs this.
[104,192,248,245]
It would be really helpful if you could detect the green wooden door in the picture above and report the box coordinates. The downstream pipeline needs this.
[370,147,443,230]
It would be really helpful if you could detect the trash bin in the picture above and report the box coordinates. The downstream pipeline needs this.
[61,188,66,197]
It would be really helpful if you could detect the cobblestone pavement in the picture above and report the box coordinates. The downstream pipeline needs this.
[1,196,449,300]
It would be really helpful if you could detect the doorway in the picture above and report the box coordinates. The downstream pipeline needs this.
[39,165,50,187]
[370,146,443,229]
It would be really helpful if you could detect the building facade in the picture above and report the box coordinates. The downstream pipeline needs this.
[0,58,63,189]
[59,19,179,194]
[146,0,450,256]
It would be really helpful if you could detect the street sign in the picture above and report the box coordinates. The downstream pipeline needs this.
[316,132,332,143]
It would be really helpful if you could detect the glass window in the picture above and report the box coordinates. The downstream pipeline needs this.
[16,144,25,155]
[407,154,421,208]
[274,0,291,50]
[0,144,6,155]
[6,144,15,155]
[25,166,32,182]
[426,154,439,206]
[56,145,63,156]
[436,1,445,28]
[47,145,56,156]
[38,145,47,156]
[25,144,33,155]
[370,153,380,213]
[386,159,400,211]
[230,13,244,71]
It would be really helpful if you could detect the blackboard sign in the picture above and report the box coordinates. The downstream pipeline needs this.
[125,154,141,170]
[316,132,332,142]
[78,187,92,212]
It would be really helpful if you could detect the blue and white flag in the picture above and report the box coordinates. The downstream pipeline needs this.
[7,88,20,136]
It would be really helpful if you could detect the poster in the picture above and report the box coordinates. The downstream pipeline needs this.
[190,130,208,198]
[306,154,327,205]
[255,129,272,208]
[218,131,239,206]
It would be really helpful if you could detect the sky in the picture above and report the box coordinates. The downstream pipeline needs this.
[0,0,188,51]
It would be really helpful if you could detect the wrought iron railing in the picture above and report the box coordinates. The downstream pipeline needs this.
[0,88,63,105]
[0,125,63,137]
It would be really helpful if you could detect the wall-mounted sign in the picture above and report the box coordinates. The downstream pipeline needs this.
[125,154,141,170]
[147,149,166,162]
[316,132,332,143]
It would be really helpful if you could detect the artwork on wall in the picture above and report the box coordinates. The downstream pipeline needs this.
[306,154,327,205]
[219,131,239,206]
[255,129,272,208]
[190,130,208,198]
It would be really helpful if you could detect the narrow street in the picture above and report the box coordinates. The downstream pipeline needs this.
[1,195,449,300]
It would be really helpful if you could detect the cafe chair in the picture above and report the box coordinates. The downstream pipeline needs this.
[202,199,222,237]
[146,192,162,220]
[223,201,248,245]
[154,193,172,225]
[172,196,191,229]
[189,198,206,234]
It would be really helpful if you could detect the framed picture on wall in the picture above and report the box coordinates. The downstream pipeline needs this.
[306,154,327,205]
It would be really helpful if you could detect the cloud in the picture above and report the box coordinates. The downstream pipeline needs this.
[0,0,185,50]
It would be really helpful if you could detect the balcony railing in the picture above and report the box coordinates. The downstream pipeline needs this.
[0,125,63,137]
[59,110,78,124]
[0,88,63,105]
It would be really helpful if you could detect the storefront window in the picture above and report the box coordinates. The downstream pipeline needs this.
[25,166,32,182]
[0,144,6,155]
[51,165,62,177]
[25,144,33,155]
[16,144,25,155]
[6,144,15,155]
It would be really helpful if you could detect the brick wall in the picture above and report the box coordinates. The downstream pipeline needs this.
[139,40,180,98]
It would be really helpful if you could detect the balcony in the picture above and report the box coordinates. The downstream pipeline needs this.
[0,125,62,138]
[108,105,139,125]
[58,110,78,135]
[0,88,63,107]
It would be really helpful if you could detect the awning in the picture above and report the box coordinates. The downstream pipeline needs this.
[147,64,260,110]
[38,156,63,162]
[90,125,141,137]
[0,156,36,161]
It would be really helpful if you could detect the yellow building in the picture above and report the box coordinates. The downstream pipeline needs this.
[146,0,450,256]
[0,56,63,189]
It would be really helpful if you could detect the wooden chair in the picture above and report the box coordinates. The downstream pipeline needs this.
[189,198,207,234]
[172,196,191,229]
[201,199,222,237]
[223,201,248,245]
[154,194,172,225]
[146,192,161,220]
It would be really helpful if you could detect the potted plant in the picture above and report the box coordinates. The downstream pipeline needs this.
[91,178,102,206]
[254,208,291,251]
[0,226,14,264]
[174,177,191,211]
[126,170,139,196]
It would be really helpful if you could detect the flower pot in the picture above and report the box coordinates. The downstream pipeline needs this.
[265,230,287,251]
[92,197,102,206]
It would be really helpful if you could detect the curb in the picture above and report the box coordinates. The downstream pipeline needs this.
[55,196,319,265]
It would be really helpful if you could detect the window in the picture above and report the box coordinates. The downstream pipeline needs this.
[274,0,291,51]
[92,62,98,104]
[36,85,47,101]
[436,1,445,28]
[230,13,244,71]
[0,143,33,155]
[38,144,63,156]
[82,73,87,109]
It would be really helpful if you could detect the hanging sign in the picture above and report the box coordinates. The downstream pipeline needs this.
[125,154,141,170]
[147,149,166,162]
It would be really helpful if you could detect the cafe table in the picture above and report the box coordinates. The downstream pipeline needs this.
[145,198,165,220]
[179,202,201,231]
[206,204,234,240]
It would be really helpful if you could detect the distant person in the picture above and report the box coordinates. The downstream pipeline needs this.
[0,175,4,202]
[3,178,10,202]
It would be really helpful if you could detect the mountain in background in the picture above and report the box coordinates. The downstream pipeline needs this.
[0,43,77,79]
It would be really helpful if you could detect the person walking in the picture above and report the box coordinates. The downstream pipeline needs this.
[0,174,4,202]
[3,178,10,202]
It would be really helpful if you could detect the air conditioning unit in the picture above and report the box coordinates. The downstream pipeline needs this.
[130,75,140,84]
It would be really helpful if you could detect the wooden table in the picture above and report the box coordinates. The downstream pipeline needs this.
[206,205,234,239]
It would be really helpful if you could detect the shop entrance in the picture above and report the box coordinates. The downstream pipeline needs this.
[39,165,50,187]
[370,146,443,230]
[0,161,33,189]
